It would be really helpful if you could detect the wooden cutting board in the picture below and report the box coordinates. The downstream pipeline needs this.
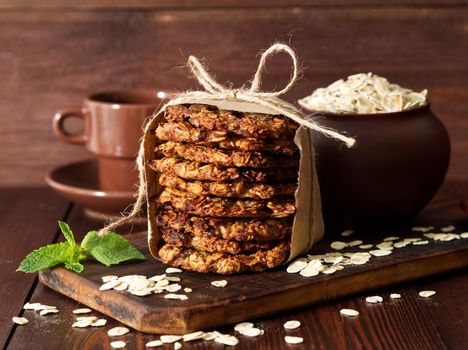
[39,203,468,335]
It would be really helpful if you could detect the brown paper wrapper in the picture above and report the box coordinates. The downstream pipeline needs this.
[144,98,324,266]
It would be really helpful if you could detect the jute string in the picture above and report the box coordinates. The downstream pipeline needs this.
[98,43,355,236]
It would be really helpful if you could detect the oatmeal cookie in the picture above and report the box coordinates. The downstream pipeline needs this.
[157,188,295,218]
[156,206,292,241]
[164,104,298,139]
[159,173,296,199]
[156,122,297,155]
[158,240,290,274]
[156,142,298,168]
[161,228,281,255]
[149,157,298,182]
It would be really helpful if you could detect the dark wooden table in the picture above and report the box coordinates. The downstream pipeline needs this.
[1,184,467,350]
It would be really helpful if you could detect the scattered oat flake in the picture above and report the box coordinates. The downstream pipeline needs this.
[129,288,153,296]
[211,280,228,288]
[284,320,301,330]
[376,242,394,250]
[12,317,28,325]
[234,322,254,331]
[35,304,56,311]
[441,225,455,232]
[461,232,468,239]
[340,308,359,316]
[174,342,182,350]
[238,327,262,337]
[286,259,308,273]
[322,267,338,275]
[350,256,369,265]
[146,340,164,347]
[369,249,392,257]
[91,319,107,327]
[413,240,429,245]
[390,293,401,299]
[156,279,170,287]
[161,335,182,344]
[365,296,383,304]
[165,276,181,282]
[102,275,118,283]
[39,308,59,315]
[214,335,239,346]
[285,336,304,344]
[114,282,129,291]
[73,308,92,314]
[202,332,217,341]
[348,240,363,247]
[183,288,192,293]
[166,267,183,274]
[394,241,410,248]
[404,237,422,242]
[359,244,373,249]
[108,327,130,337]
[183,331,205,342]
[110,340,126,349]
[100,280,121,291]
[300,267,320,277]
[165,284,182,293]
[419,290,436,298]
[76,316,97,321]
[164,294,188,300]
[384,236,399,241]
[149,274,166,282]
[331,241,347,250]
[23,302,42,310]
[412,226,434,232]
[72,319,93,328]
[341,229,354,237]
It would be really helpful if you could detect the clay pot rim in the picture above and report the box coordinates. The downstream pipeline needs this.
[302,101,430,119]
[85,89,176,108]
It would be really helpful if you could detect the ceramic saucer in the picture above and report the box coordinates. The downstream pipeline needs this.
[45,159,144,220]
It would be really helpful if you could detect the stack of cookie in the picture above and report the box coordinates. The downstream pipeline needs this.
[150,104,299,274]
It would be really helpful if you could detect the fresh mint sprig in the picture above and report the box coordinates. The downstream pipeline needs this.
[17,222,145,273]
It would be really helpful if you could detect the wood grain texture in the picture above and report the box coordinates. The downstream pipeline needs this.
[0,7,467,186]
[0,188,69,349]
[0,0,466,10]
[9,272,468,350]
[5,192,468,349]
[37,227,468,335]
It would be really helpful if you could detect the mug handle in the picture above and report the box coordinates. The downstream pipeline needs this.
[53,107,87,144]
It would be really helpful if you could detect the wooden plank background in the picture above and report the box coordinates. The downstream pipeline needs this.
[0,1,467,186]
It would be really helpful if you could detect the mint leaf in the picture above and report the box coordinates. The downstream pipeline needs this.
[18,223,144,274]
[82,231,145,266]
[65,261,84,273]
[17,242,72,273]
[58,221,75,245]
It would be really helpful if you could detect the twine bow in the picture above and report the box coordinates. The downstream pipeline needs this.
[98,43,355,236]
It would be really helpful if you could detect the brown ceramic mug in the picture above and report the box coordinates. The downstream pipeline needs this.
[53,89,171,192]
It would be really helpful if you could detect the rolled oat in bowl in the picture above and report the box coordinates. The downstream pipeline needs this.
[298,72,427,114]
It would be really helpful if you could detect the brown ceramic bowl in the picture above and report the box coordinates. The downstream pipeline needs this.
[307,103,451,231]
[45,159,138,219]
